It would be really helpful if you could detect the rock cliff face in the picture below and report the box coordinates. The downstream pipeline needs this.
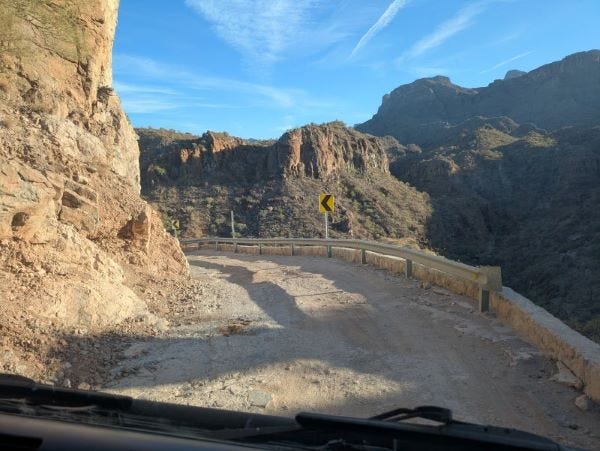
[139,122,430,243]
[0,0,187,380]
[274,125,391,178]
[0,0,139,185]
[356,50,600,145]
[140,124,391,186]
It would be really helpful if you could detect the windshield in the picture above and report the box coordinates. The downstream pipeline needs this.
[0,0,599,450]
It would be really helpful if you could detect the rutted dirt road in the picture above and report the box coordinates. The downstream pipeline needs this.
[107,250,600,448]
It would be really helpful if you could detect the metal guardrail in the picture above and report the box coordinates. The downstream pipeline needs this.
[181,237,502,312]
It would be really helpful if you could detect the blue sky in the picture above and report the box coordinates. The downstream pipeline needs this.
[114,0,600,139]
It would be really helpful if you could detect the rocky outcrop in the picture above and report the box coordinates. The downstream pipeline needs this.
[138,123,431,243]
[273,124,390,178]
[356,50,600,145]
[0,0,187,380]
[140,122,392,188]
[504,69,526,80]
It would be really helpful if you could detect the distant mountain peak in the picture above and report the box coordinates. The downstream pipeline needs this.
[504,69,526,80]
[356,50,600,145]
[422,75,452,84]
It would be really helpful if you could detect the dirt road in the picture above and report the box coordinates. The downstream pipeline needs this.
[106,250,599,448]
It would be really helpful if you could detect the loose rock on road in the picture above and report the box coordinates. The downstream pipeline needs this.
[107,250,600,449]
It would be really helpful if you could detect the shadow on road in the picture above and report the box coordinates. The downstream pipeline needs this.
[47,251,600,449]
[54,253,411,392]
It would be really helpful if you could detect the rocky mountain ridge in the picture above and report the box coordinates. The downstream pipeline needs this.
[139,123,430,244]
[356,50,600,146]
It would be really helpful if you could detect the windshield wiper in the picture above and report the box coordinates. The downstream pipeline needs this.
[294,410,571,451]
[369,405,455,424]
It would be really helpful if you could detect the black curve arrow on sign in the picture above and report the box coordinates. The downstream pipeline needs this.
[321,195,332,212]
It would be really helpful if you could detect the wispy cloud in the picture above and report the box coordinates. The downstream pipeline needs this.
[480,50,532,73]
[349,0,410,59]
[490,29,523,46]
[185,0,347,72]
[114,55,293,108]
[113,54,332,113]
[112,82,178,96]
[114,85,247,114]
[399,1,492,62]
[120,99,179,114]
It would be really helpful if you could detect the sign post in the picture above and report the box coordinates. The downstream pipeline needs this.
[230,210,235,238]
[319,194,334,239]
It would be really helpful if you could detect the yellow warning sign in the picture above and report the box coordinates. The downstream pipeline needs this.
[319,194,334,213]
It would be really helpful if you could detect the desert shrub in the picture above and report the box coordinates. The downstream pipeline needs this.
[148,164,167,176]
[479,149,502,160]
[97,85,113,103]
[160,211,180,237]
[570,316,600,343]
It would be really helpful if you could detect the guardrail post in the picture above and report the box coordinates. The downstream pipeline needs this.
[327,245,332,258]
[405,259,413,278]
[259,243,263,255]
[478,266,502,313]
[291,243,295,256]
[215,240,218,251]
[361,248,366,264]
[234,242,238,253]
[479,288,490,312]
[198,242,202,251]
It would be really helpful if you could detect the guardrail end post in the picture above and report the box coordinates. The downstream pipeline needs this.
[291,243,295,256]
[361,248,366,264]
[327,245,332,258]
[259,243,263,255]
[405,259,413,278]
[479,288,490,312]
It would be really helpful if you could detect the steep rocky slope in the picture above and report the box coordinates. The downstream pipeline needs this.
[356,50,600,340]
[138,123,431,245]
[389,125,600,339]
[356,50,600,146]
[0,0,188,383]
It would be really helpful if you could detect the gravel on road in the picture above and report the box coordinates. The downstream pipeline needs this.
[106,250,600,449]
